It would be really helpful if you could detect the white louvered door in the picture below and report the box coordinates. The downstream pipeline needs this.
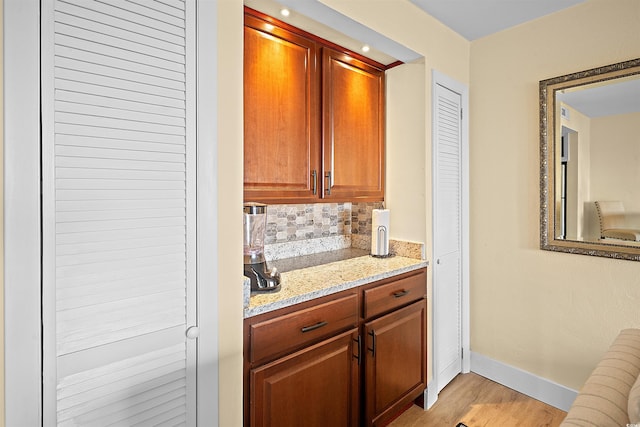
[41,0,197,425]
[433,82,463,394]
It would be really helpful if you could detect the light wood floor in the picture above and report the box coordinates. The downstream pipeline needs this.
[388,373,567,427]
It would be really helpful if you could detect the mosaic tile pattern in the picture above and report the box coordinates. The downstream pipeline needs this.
[351,202,385,235]
[265,203,353,244]
[262,201,391,253]
[263,202,384,245]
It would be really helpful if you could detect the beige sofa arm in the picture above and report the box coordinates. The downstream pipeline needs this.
[560,329,640,427]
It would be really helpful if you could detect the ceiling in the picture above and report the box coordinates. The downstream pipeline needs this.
[558,77,640,118]
[408,0,587,41]
[403,0,638,117]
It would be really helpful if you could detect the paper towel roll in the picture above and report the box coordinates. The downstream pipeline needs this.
[371,209,390,256]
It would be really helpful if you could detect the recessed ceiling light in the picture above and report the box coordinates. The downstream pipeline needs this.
[280,8,290,17]
[361,45,370,53]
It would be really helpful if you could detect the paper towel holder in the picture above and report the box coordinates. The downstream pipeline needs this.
[370,208,394,258]
[376,225,388,255]
[371,225,394,258]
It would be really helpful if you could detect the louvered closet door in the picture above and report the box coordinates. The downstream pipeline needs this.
[433,83,463,394]
[41,0,197,425]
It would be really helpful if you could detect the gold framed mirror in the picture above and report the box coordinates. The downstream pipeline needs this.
[540,58,640,261]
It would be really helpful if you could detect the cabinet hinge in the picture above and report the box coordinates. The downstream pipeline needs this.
[461,348,464,359]
[460,108,463,120]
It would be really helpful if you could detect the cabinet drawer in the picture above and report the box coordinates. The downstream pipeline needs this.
[250,293,358,364]
[363,269,426,319]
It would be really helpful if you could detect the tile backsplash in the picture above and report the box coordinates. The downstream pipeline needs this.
[261,202,425,261]
[264,202,383,245]
[351,202,384,236]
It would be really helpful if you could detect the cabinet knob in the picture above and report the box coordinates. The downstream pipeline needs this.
[186,326,200,340]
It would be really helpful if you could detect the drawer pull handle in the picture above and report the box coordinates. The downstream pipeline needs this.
[393,289,409,298]
[301,321,328,333]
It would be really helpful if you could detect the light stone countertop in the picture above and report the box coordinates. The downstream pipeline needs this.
[244,254,428,318]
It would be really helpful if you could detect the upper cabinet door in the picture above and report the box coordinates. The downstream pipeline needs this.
[322,48,385,201]
[244,13,321,204]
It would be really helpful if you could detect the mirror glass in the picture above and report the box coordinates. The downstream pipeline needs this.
[540,58,640,260]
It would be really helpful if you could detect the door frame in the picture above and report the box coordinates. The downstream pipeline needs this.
[4,1,42,424]
[426,69,470,409]
[3,0,220,424]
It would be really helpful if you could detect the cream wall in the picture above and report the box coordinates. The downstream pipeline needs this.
[386,62,427,254]
[319,0,470,388]
[319,0,470,262]
[218,1,244,426]
[470,0,640,391]
[590,112,640,211]
[385,60,429,377]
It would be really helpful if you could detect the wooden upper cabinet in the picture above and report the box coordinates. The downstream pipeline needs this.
[243,13,320,203]
[243,10,386,204]
[322,48,385,201]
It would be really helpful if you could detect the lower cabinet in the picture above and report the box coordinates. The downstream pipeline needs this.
[250,329,360,427]
[364,299,427,426]
[244,268,427,427]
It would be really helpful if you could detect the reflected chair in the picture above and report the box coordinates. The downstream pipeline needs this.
[595,201,640,241]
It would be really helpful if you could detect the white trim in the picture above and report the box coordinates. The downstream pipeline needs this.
[425,381,439,409]
[458,78,471,376]
[186,1,199,423]
[429,69,470,407]
[470,351,578,412]
[4,0,42,425]
[40,0,57,422]
[196,1,220,425]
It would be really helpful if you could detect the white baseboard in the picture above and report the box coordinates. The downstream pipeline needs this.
[470,351,577,412]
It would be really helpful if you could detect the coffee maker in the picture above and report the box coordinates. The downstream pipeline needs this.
[243,203,281,292]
